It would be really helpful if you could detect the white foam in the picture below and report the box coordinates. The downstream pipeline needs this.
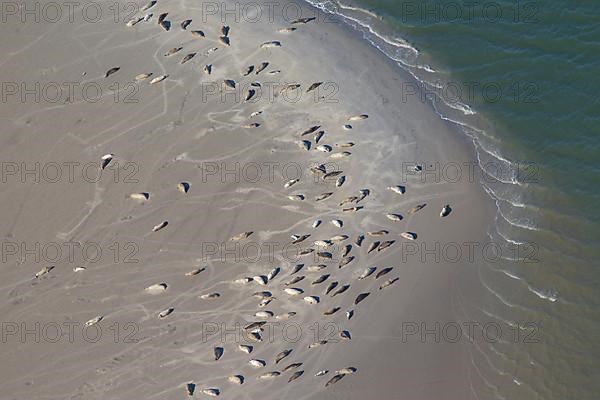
[528,286,559,302]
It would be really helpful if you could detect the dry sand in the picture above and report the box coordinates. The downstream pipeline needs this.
[0,0,494,399]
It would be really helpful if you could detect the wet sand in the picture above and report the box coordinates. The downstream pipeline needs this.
[0,0,493,399]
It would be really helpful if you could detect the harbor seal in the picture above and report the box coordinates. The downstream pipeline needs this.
[255,62,269,74]
[177,182,190,193]
[354,234,364,246]
[376,267,393,279]
[358,266,376,280]
[159,20,170,31]
[258,371,280,379]
[180,53,196,64]
[288,370,304,383]
[368,230,388,236]
[186,382,195,396]
[332,284,350,296]
[249,359,266,368]
[284,287,304,296]
[386,213,403,222]
[202,388,220,397]
[149,75,168,84]
[231,231,253,241]
[285,276,305,286]
[400,232,417,240]
[301,125,320,136]
[378,240,395,252]
[158,308,174,318]
[440,204,452,217]
[228,375,244,384]
[408,203,427,214]
[185,267,205,276]
[141,0,156,12]
[200,292,220,299]
[285,178,299,188]
[312,274,330,284]
[255,311,274,319]
[291,17,316,24]
[283,363,303,372]
[260,41,282,48]
[214,346,224,361]
[325,374,344,387]
[238,344,253,354]
[126,17,143,27]
[354,292,370,305]
[387,185,406,194]
[315,192,333,201]
[367,241,380,254]
[85,315,103,326]
[219,36,230,46]
[145,283,168,294]
[275,349,292,363]
[275,312,296,320]
[152,221,168,232]
[341,244,352,257]
[180,19,192,30]
[325,281,338,294]
[100,153,113,170]
[331,219,344,228]
[338,256,354,269]
[323,306,340,316]
[379,277,399,290]
[307,82,323,92]
[134,73,152,81]
[330,151,351,159]
[243,65,254,76]
[104,67,120,78]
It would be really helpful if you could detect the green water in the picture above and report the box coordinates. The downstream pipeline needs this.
[356,0,600,229]
[308,0,600,397]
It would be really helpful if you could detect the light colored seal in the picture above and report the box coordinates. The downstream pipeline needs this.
[145,283,168,294]
[149,75,168,84]
[85,315,103,326]
[152,221,168,232]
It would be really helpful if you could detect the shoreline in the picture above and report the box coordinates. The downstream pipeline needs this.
[0,1,495,398]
